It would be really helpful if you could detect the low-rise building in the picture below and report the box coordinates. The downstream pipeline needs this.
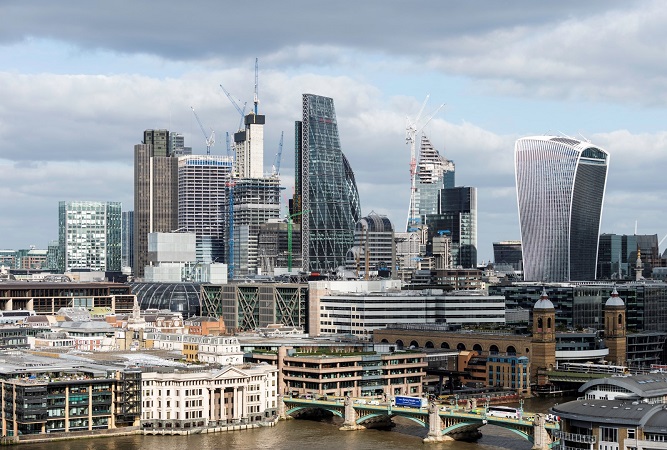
[140,364,278,429]
[248,346,427,398]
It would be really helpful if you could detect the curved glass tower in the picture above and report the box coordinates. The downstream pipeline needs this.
[294,94,361,272]
[515,136,609,282]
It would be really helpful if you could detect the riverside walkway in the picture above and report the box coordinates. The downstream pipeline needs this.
[281,397,559,449]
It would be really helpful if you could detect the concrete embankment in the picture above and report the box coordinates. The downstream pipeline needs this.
[2,418,279,445]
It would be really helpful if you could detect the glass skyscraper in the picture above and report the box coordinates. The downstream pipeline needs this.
[416,134,455,225]
[515,136,609,282]
[58,201,122,272]
[294,94,361,272]
[425,186,477,268]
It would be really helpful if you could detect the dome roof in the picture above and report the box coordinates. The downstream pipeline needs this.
[605,287,625,307]
[534,287,555,310]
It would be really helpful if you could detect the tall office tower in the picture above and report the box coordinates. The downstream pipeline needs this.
[57,201,121,272]
[177,155,233,264]
[515,136,609,282]
[134,129,178,278]
[425,186,477,268]
[121,211,134,271]
[634,234,660,278]
[169,133,192,157]
[228,177,281,277]
[233,113,265,178]
[597,234,637,280]
[293,94,362,272]
[493,241,523,271]
[345,212,396,276]
[415,134,455,225]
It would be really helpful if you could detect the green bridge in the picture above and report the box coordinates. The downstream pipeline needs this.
[280,397,559,449]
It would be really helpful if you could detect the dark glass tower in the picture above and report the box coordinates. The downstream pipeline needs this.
[293,94,361,272]
[425,186,477,268]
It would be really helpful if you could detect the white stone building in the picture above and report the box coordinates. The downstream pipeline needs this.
[141,363,278,428]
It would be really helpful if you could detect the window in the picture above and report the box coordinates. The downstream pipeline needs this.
[601,427,618,443]
[627,429,635,439]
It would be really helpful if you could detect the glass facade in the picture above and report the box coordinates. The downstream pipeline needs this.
[515,136,608,282]
[425,186,477,268]
[295,94,361,272]
[58,201,121,272]
[415,134,455,229]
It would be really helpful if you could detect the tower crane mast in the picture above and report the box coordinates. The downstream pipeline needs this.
[272,131,284,176]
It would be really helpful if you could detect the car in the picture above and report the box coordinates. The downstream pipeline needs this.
[369,400,380,405]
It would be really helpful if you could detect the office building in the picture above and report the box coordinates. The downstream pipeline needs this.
[256,220,303,275]
[228,177,281,277]
[345,212,396,277]
[133,129,178,278]
[121,211,134,271]
[425,186,477,268]
[597,234,637,280]
[293,94,361,272]
[201,283,308,333]
[177,155,233,263]
[415,134,455,225]
[515,136,609,281]
[493,241,522,272]
[57,201,121,272]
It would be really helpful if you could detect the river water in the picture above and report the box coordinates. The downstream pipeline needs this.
[18,397,570,450]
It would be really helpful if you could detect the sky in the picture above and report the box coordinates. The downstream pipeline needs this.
[2,1,667,263]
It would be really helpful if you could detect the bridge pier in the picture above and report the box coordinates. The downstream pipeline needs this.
[278,395,289,420]
[531,414,552,450]
[423,402,454,443]
[339,397,365,431]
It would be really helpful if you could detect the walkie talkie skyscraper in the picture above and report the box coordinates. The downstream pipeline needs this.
[515,136,609,282]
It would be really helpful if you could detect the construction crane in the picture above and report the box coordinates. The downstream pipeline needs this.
[405,95,445,231]
[225,131,232,159]
[272,131,284,176]
[220,84,247,131]
[286,208,309,273]
[191,106,215,155]
[254,57,259,115]
[226,180,237,280]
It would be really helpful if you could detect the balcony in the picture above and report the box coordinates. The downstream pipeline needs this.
[554,430,596,444]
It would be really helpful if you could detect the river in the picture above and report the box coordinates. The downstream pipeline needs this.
[18,397,571,450]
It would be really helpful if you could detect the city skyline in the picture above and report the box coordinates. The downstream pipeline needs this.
[2,2,667,263]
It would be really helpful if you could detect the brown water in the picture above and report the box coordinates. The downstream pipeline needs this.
[18,397,569,450]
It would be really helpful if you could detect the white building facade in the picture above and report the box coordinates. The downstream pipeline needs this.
[515,136,609,282]
[141,364,278,428]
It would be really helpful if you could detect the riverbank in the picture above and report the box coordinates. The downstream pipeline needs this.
[1,417,279,446]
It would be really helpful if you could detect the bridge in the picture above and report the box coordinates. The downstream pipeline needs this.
[280,397,559,449]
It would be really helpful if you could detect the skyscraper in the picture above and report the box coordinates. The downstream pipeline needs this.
[177,155,233,263]
[293,94,361,272]
[133,129,178,278]
[415,134,455,224]
[121,211,134,271]
[515,136,609,282]
[425,186,477,268]
[229,176,281,277]
[58,201,121,272]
